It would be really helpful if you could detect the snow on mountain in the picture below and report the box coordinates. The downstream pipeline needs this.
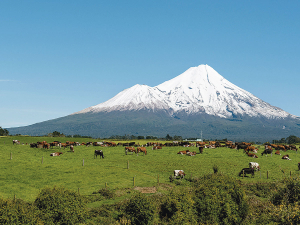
[73,64,295,119]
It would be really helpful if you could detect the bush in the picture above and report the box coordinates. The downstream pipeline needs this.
[244,181,279,198]
[271,203,300,224]
[159,188,197,224]
[272,177,300,205]
[123,193,155,225]
[193,173,248,224]
[0,198,41,224]
[34,186,87,224]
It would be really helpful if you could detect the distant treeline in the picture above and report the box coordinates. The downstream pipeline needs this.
[3,127,300,144]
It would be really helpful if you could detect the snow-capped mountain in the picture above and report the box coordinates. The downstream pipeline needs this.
[74,64,295,119]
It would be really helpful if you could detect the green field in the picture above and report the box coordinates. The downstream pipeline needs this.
[0,136,299,202]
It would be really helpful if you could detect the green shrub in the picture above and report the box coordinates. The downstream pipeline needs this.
[123,193,155,225]
[272,177,300,205]
[244,181,279,198]
[0,198,41,224]
[213,165,219,174]
[159,188,197,224]
[271,203,300,224]
[34,186,87,225]
[193,173,248,225]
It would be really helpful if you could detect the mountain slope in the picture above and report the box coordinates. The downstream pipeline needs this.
[74,65,294,119]
[7,64,300,141]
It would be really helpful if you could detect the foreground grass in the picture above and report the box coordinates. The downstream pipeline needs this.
[0,136,299,202]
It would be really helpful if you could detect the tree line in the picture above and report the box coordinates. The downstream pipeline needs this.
[0,127,9,136]
[272,135,300,144]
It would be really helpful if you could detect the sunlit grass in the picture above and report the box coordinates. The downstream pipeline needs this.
[0,136,299,202]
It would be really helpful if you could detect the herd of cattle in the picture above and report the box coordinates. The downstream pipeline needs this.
[12,139,299,178]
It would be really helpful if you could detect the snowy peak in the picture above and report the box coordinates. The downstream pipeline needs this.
[73,64,295,119]
[76,84,169,114]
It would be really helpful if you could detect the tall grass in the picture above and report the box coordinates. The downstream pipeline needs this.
[0,136,299,202]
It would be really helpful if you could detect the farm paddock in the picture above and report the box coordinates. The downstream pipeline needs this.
[0,136,300,224]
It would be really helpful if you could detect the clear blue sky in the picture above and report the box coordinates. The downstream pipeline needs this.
[1,1,299,128]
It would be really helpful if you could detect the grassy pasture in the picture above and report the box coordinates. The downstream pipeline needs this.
[0,136,299,202]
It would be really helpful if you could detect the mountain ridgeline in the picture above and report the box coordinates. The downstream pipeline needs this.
[7,65,300,141]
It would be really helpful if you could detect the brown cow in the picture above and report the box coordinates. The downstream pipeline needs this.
[177,150,190,155]
[282,155,291,160]
[276,145,286,151]
[50,152,63,156]
[275,150,281,155]
[246,152,258,158]
[152,146,162,150]
[125,147,136,154]
[70,145,74,152]
[137,147,147,155]
[187,151,197,156]
[174,170,186,179]
[246,146,258,153]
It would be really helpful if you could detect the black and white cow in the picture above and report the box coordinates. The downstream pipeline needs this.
[94,150,104,159]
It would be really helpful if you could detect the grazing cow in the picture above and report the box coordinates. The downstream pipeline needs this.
[177,150,190,155]
[249,162,260,171]
[137,147,147,155]
[290,145,298,151]
[282,155,291,160]
[261,148,273,156]
[50,152,63,156]
[245,146,258,153]
[199,146,204,154]
[43,143,50,149]
[12,140,20,145]
[49,142,60,148]
[239,168,255,177]
[174,170,186,179]
[275,150,281,155]
[237,144,248,151]
[152,146,162,150]
[125,147,136,154]
[70,145,74,152]
[30,143,38,148]
[94,150,104,159]
[276,145,286,151]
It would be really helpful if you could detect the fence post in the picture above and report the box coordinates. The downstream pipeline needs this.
[82,158,84,166]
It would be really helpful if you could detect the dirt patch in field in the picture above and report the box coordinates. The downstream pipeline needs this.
[134,186,157,193]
